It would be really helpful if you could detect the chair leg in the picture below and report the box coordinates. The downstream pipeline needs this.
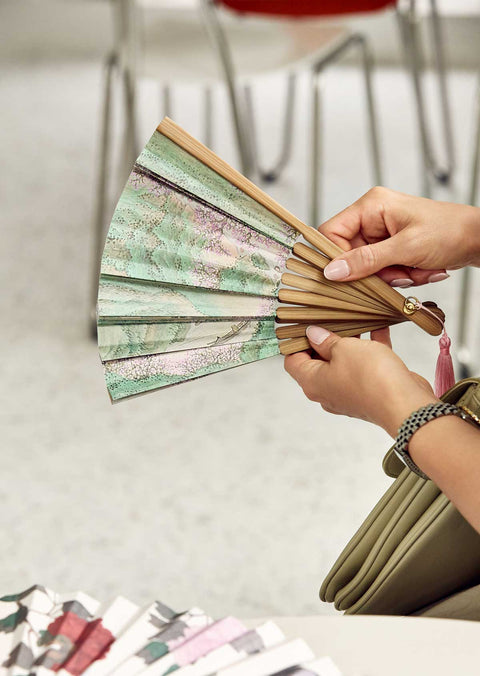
[199,0,255,177]
[90,52,117,337]
[204,85,214,149]
[308,33,383,225]
[310,71,323,228]
[456,75,480,379]
[114,0,138,174]
[397,1,454,193]
[396,5,433,197]
[161,84,172,118]
[244,73,297,183]
[357,36,382,187]
[428,0,454,183]
[122,64,138,175]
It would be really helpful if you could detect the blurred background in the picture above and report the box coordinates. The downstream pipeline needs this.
[1,0,480,617]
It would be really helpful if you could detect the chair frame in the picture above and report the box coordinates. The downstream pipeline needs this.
[396,0,454,197]
[201,0,383,224]
[89,0,454,331]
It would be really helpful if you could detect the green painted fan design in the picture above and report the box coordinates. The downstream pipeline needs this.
[97,119,444,402]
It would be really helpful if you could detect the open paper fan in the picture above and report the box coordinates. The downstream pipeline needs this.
[97,118,444,402]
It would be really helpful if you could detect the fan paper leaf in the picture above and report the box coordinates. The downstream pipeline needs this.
[104,340,280,401]
[98,121,443,401]
[98,127,295,400]
[98,320,276,361]
[101,167,291,296]
[137,132,297,248]
[98,278,278,322]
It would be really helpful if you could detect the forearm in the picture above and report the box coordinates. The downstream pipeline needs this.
[460,204,480,267]
[409,417,480,533]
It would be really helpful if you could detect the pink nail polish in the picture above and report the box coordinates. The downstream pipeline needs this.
[390,278,414,288]
[428,272,450,283]
[324,260,350,281]
[306,325,330,344]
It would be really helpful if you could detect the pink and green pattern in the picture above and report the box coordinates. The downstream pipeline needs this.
[98,126,299,401]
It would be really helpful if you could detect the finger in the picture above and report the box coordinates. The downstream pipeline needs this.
[318,203,363,251]
[409,268,449,286]
[371,327,392,348]
[284,352,327,400]
[305,326,341,361]
[284,351,312,382]
[377,266,449,287]
[376,266,415,288]
[318,192,390,249]
[323,238,403,282]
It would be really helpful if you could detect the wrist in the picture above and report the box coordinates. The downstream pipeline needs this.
[459,205,480,266]
[408,413,480,482]
[380,386,440,438]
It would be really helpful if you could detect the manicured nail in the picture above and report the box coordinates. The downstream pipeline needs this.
[428,272,450,283]
[306,325,330,345]
[390,278,414,288]
[324,259,350,281]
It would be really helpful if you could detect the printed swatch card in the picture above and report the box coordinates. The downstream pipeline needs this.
[0,587,341,676]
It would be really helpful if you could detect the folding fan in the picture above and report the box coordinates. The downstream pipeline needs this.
[97,118,444,402]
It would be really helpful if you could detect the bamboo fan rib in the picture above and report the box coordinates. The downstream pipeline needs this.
[97,118,444,402]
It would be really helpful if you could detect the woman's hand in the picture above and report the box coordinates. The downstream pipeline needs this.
[319,187,480,288]
[284,326,439,437]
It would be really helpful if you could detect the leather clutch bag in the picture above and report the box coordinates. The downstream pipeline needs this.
[320,378,480,616]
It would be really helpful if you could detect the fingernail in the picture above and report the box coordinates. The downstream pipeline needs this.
[428,272,450,283]
[324,259,350,281]
[306,325,330,345]
[390,278,414,288]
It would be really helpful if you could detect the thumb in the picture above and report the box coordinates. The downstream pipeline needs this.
[324,238,399,282]
[306,326,341,361]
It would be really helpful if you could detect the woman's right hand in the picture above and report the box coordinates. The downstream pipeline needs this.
[319,187,480,288]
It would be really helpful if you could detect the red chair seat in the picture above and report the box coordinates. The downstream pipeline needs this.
[217,1,395,16]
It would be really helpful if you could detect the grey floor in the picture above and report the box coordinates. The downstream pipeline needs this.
[1,57,479,619]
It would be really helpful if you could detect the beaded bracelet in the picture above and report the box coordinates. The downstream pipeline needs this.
[394,402,480,480]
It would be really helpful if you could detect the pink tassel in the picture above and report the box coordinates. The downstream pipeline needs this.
[434,331,455,397]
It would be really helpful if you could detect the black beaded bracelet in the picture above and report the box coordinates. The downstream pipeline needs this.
[394,402,473,480]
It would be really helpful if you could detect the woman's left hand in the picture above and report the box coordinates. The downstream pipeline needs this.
[284,327,439,437]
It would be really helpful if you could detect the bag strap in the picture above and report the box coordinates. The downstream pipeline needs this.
[383,377,480,478]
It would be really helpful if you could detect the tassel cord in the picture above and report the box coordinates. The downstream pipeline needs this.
[413,300,455,397]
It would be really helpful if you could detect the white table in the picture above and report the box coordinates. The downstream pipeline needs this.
[246,615,480,676]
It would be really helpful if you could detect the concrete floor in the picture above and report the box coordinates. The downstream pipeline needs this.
[1,56,479,618]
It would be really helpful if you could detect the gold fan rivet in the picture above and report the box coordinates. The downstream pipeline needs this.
[403,296,420,316]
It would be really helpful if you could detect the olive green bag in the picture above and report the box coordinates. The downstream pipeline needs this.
[320,377,480,616]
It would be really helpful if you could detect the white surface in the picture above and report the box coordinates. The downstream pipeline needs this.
[247,615,480,676]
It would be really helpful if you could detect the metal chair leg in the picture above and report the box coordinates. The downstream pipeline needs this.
[161,84,172,118]
[122,64,138,176]
[244,73,297,183]
[428,0,454,183]
[90,52,117,336]
[114,0,138,173]
[397,1,454,194]
[204,85,214,149]
[396,5,433,197]
[357,35,382,187]
[310,70,323,228]
[457,75,480,378]
[309,33,383,225]
[90,0,139,335]
[199,0,255,177]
